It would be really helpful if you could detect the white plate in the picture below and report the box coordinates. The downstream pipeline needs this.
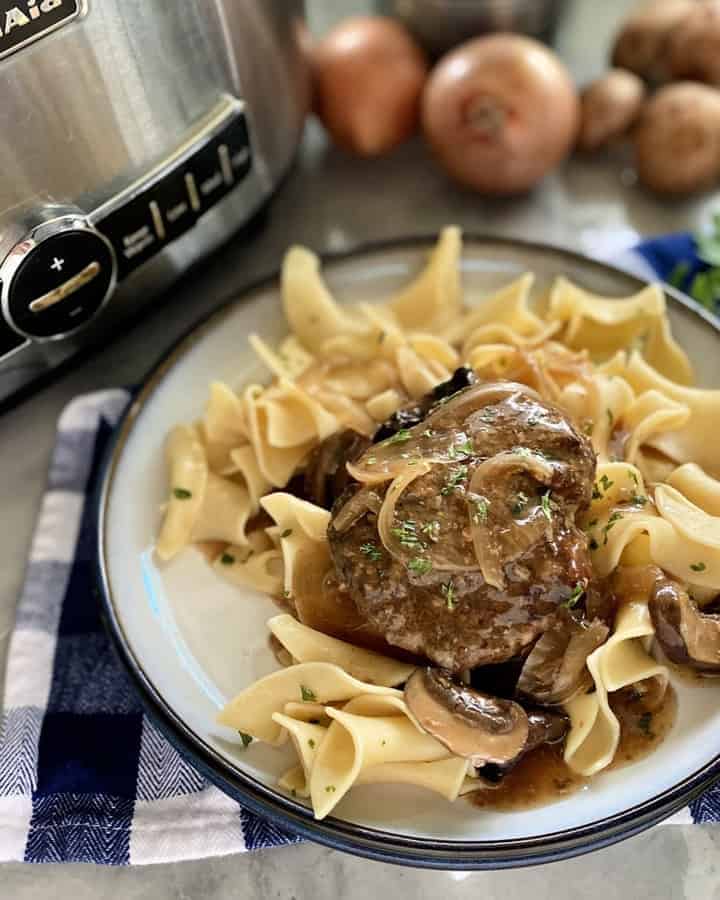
[96,236,720,868]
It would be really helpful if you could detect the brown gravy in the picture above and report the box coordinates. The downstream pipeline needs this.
[469,745,588,812]
[469,683,678,811]
[609,682,678,770]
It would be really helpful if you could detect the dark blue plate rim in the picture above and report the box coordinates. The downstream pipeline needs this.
[93,233,720,869]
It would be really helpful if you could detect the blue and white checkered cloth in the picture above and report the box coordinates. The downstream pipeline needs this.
[0,233,718,866]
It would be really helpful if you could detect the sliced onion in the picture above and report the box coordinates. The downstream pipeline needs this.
[467,450,558,588]
[377,461,432,557]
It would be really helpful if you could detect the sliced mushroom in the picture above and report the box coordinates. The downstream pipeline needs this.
[516,613,609,705]
[649,578,720,673]
[404,668,529,766]
[476,708,570,784]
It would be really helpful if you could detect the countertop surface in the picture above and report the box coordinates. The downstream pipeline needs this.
[3,1,720,897]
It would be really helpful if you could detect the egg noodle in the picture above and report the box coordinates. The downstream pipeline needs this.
[157,227,720,819]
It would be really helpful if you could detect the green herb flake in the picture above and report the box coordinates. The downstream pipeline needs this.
[385,429,412,445]
[583,421,594,436]
[563,582,585,609]
[450,437,474,458]
[220,552,236,566]
[441,465,468,496]
[282,588,292,600]
[300,685,317,702]
[308,738,316,749]
[691,561,707,572]
[239,731,253,748]
[630,471,639,486]
[281,528,293,539]
[602,511,623,545]
[638,712,653,737]
[408,557,432,576]
[587,518,598,529]
[600,474,614,492]
[325,785,336,794]
[377,331,386,344]
[541,490,552,522]
[668,261,690,290]
[631,494,648,507]
[391,520,423,549]
[422,429,434,439]
[606,408,614,428]
[173,487,192,500]
[420,520,441,541]
[360,542,383,562]
[441,580,456,611]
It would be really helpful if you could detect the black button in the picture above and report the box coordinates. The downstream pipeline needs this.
[7,231,115,339]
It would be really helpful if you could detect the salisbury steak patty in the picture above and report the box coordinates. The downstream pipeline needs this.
[327,380,596,672]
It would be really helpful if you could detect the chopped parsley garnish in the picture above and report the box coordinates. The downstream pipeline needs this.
[385,429,411,445]
[282,588,292,600]
[441,465,468,496]
[602,511,623,545]
[511,491,529,517]
[638,712,653,737]
[471,496,489,525]
[239,732,252,748]
[420,520,441,541]
[691,561,707,572]
[606,408,614,427]
[377,331,386,344]
[449,437,474,458]
[593,474,614,500]
[541,491,552,522]
[173,487,192,500]
[308,738,316,749]
[592,484,602,501]
[583,421,594,436]
[325,785,336,793]
[441,580,456,610]
[391,520,423,549]
[281,528,293,539]
[630,494,648,507]
[563,582,585,609]
[360,542,383,562]
[587,518,598,528]
[300,685,317,702]
[600,474,614,492]
[422,429,434,439]
[408,557,432,576]
[630,471,639,486]
[220,552,236,566]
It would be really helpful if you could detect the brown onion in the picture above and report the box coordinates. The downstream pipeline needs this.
[314,16,428,156]
[421,34,580,194]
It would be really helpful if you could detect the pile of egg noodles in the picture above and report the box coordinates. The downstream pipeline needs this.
[157,227,720,819]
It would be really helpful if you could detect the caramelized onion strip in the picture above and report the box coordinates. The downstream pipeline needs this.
[377,461,432,559]
[467,450,558,589]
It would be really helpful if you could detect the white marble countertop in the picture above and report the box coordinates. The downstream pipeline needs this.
[2,0,720,896]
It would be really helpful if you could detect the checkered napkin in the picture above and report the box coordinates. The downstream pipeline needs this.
[0,234,716,866]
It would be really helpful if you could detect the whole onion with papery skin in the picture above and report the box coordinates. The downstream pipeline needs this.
[421,34,580,194]
[313,16,428,157]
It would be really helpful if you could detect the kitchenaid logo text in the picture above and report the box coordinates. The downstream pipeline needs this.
[0,0,82,60]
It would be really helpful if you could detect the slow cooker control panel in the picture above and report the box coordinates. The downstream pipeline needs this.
[0,96,252,344]
[92,100,252,280]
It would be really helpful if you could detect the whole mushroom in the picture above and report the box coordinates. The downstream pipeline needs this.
[578,69,646,152]
[612,0,697,82]
[633,82,720,195]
